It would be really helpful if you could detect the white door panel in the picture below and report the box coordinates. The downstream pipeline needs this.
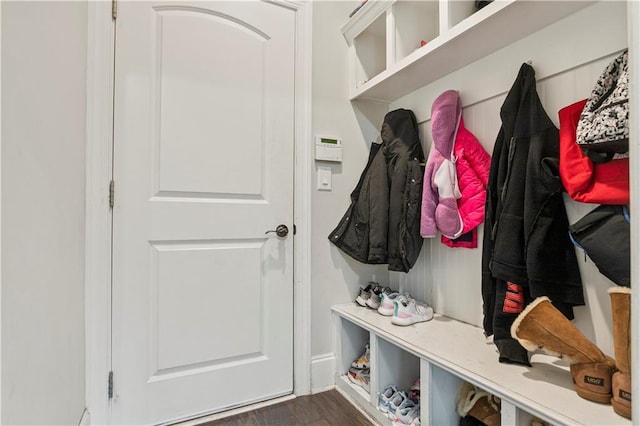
[112,2,295,424]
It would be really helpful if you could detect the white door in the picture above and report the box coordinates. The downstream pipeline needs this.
[111,1,295,424]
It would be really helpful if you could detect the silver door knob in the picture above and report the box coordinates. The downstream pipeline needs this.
[265,224,289,238]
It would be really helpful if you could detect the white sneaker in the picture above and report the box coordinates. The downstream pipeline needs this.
[378,384,399,413]
[387,391,412,419]
[393,404,420,425]
[378,292,408,316]
[366,285,391,310]
[351,344,370,369]
[347,367,370,392]
[392,299,434,326]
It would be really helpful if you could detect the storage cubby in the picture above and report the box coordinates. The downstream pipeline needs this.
[376,336,420,398]
[391,0,439,64]
[445,0,479,30]
[353,13,387,88]
[422,360,461,425]
[338,316,370,382]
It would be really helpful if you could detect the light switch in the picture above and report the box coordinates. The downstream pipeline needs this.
[317,167,332,191]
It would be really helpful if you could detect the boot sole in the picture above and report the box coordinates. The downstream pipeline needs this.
[611,400,631,419]
[611,372,632,419]
[575,386,612,404]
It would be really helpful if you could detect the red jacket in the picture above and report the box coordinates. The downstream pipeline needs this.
[558,99,629,205]
[441,117,491,248]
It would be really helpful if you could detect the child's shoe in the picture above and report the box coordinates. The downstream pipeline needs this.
[351,344,370,369]
[355,282,377,307]
[378,292,408,316]
[378,384,399,413]
[392,299,434,326]
[347,367,370,392]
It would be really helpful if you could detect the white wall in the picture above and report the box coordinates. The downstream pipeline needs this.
[1,2,87,424]
[310,1,388,392]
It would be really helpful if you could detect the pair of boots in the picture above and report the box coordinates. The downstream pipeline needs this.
[511,287,631,419]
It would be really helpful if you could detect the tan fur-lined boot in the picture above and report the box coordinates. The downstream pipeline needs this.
[457,382,501,426]
[609,287,631,419]
[511,297,616,404]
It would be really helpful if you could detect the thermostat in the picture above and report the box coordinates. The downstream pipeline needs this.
[315,136,343,162]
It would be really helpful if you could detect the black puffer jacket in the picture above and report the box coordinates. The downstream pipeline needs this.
[329,109,425,272]
[481,63,584,365]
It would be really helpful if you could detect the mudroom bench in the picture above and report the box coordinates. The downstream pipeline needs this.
[332,303,630,426]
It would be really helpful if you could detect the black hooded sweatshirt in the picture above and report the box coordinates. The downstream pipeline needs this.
[481,64,584,365]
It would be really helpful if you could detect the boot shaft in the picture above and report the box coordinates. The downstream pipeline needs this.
[609,286,631,374]
[511,297,612,365]
[512,297,616,405]
[609,286,631,420]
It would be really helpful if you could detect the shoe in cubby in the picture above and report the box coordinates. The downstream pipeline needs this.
[408,377,420,404]
[378,384,399,413]
[387,390,413,419]
[456,381,501,426]
[351,344,370,369]
[392,404,420,426]
[347,366,370,392]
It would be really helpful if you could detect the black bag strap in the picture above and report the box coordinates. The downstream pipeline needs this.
[581,148,615,164]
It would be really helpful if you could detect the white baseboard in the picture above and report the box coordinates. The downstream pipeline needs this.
[311,352,336,394]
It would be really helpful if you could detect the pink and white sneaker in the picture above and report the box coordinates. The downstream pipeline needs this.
[392,298,434,326]
[378,292,406,316]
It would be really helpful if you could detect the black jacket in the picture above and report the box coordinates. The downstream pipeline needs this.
[329,109,425,272]
[481,64,584,365]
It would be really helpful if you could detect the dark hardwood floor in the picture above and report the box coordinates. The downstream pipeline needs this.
[202,390,374,426]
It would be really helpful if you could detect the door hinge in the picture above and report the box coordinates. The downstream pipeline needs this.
[293,224,297,235]
[108,371,114,399]
[112,0,118,20]
[109,180,115,208]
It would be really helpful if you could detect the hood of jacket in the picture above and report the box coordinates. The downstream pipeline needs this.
[431,90,462,157]
[500,63,555,139]
[381,108,422,159]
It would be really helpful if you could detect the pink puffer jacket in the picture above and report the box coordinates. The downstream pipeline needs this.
[421,90,464,239]
[441,117,491,248]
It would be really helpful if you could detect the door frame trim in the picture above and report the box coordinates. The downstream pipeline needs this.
[84,1,312,423]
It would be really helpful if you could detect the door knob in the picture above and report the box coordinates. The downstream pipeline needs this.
[265,224,289,238]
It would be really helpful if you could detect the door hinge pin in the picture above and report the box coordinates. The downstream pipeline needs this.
[112,0,118,20]
[108,371,114,399]
[109,180,115,208]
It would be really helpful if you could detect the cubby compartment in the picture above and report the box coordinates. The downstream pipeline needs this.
[391,0,439,63]
[338,316,370,381]
[422,360,462,425]
[445,0,481,30]
[353,13,387,87]
[376,336,420,399]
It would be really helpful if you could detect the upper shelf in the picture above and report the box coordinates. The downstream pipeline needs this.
[342,0,596,103]
[341,1,394,43]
